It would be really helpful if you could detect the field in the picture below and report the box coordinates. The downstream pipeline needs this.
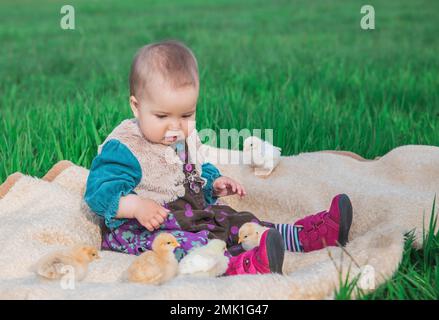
[0,0,438,299]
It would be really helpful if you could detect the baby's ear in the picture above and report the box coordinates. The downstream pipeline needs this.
[129,96,140,118]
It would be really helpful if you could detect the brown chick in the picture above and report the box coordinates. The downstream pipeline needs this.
[36,245,100,281]
[238,222,269,251]
[127,233,180,285]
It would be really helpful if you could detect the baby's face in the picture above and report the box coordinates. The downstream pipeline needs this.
[130,79,198,146]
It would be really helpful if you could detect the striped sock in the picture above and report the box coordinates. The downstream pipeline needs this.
[274,224,304,252]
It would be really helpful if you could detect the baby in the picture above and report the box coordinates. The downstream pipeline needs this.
[84,40,354,275]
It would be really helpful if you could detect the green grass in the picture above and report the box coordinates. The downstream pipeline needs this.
[1,0,438,299]
[334,198,438,300]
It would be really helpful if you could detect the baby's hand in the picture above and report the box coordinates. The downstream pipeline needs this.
[212,176,246,198]
[133,198,170,232]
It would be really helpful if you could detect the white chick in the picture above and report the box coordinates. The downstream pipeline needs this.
[178,239,229,277]
[238,222,269,251]
[243,136,281,177]
[35,245,100,281]
[127,233,180,285]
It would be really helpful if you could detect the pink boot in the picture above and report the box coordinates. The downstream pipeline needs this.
[294,194,353,252]
[225,229,284,275]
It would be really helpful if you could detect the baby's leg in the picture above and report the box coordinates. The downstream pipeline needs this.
[271,223,305,252]
[168,203,299,255]
[210,206,304,253]
[283,194,353,253]
[203,206,286,255]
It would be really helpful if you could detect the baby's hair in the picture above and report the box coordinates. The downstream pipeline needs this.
[129,40,199,99]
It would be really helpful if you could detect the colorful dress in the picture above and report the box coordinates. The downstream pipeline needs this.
[84,119,274,261]
[89,140,274,261]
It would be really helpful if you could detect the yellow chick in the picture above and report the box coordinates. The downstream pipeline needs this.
[178,239,229,277]
[238,222,269,251]
[127,233,180,285]
[35,245,100,281]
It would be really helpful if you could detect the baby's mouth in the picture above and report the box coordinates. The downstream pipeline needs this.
[164,136,178,142]
[164,131,183,143]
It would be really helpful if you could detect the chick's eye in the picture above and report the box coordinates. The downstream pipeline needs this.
[244,235,248,238]
[167,241,171,245]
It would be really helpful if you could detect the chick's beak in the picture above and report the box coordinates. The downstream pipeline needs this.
[173,240,180,248]
[238,237,242,244]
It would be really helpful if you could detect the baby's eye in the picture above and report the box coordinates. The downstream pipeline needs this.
[156,115,167,119]
[182,114,194,118]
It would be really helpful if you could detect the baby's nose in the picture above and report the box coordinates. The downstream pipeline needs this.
[169,126,180,131]
[169,120,181,130]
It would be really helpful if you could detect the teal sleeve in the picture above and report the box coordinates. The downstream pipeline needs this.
[201,162,222,205]
[84,139,142,229]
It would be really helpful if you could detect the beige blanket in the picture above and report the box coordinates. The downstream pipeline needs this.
[0,144,438,299]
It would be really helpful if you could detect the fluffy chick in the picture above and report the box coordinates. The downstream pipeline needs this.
[178,239,229,277]
[238,222,269,251]
[243,136,281,177]
[127,233,180,285]
[35,245,100,281]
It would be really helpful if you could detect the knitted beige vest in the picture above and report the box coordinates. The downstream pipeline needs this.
[97,118,205,205]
